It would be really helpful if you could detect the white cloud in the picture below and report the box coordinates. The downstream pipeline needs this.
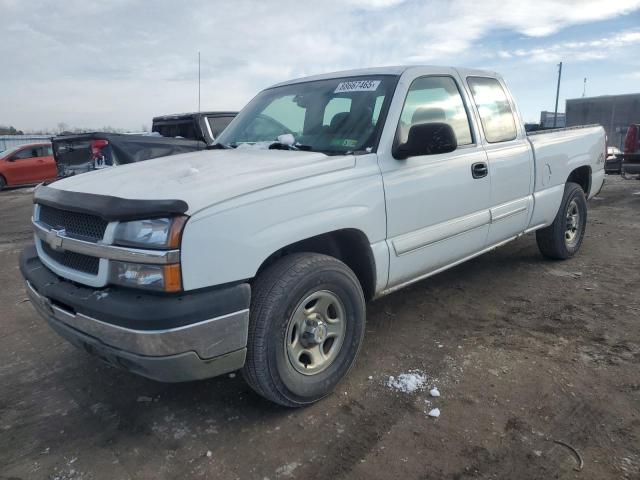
[1,0,639,130]
[345,0,406,8]
[496,29,640,63]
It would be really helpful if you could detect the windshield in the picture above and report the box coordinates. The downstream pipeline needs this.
[0,145,22,158]
[216,75,398,154]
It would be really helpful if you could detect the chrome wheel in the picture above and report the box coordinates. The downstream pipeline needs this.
[285,290,346,375]
[565,199,581,247]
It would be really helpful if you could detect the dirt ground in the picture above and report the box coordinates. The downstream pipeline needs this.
[0,177,638,480]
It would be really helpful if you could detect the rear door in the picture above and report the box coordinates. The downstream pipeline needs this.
[465,76,534,245]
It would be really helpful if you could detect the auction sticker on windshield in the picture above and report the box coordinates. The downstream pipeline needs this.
[334,80,381,93]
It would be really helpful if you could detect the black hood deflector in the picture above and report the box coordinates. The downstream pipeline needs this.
[34,185,189,221]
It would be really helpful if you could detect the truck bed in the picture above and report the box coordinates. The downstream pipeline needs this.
[527,124,605,195]
[526,124,606,228]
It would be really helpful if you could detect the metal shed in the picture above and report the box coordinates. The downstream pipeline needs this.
[0,135,52,152]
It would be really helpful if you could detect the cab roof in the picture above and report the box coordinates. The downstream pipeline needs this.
[268,65,501,88]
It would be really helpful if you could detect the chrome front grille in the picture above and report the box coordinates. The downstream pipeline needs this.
[41,242,100,275]
[39,205,108,242]
[34,203,179,288]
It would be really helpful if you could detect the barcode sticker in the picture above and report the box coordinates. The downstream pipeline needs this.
[334,80,381,93]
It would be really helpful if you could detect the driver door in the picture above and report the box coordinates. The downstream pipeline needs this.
[380,74,492,288]
[4,145,41,185]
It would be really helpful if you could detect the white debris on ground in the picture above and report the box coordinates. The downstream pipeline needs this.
[93,291,108,300]
[546,268,583,279]
[228,372,236,378]
[428,408,441,418]
[387,370,427,393]
[137,396,153,403]
[275,461,301,478]
[429,387,440,397]
[151,414,192,441]
[206,450,212,458]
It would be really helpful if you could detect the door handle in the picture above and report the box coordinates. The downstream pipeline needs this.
[471,162,488,179]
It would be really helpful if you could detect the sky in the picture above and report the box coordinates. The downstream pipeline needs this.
[1,0,640,132]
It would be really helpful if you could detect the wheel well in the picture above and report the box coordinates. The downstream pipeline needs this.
[567,166,591,196]
[255,229,377,300]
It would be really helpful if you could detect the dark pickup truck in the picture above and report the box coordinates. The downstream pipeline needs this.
[54,111,237,177]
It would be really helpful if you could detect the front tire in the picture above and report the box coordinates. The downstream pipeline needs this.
[243,253,366,407]
[0,175,6,191]
[536,182,587,259]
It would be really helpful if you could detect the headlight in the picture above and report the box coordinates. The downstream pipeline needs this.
[109,261,182,292]
[110,216,187,292]
[114,216,187,249]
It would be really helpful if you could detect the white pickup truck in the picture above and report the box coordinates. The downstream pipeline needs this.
[21,66,605,407]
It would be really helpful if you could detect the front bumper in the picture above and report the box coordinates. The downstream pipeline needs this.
[20,245,251,382]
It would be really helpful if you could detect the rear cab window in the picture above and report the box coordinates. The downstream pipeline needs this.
[153,120,198,140]
[466,77,517,143]
[207,116,234,138]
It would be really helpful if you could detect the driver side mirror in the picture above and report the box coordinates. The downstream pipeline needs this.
[393,122,457,160]
[8,156,18,162]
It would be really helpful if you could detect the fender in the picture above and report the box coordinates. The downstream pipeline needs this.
[180,156,387,290]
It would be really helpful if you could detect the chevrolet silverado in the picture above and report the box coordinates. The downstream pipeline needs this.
[20,66,606,407]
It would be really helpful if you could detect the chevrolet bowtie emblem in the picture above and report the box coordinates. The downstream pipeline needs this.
[46,228,66,250]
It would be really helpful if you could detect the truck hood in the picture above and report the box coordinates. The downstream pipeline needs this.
[50,148,355,214]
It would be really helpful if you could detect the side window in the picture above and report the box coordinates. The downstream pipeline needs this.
[45,146,53,156]
[12,147,37,160]
[397,76,473,147]
[467,77,517,143]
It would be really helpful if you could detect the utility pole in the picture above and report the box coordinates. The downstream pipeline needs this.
[198,51,201,113]
[582,77,587,98]
[553,61,562,128]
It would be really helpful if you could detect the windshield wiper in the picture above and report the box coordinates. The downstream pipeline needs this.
[207,143,231,150]
[268,142,313,151]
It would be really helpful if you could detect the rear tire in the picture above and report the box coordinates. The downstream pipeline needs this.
[0,175,6,191]
[536,182,587,260]
[243,253,366,407]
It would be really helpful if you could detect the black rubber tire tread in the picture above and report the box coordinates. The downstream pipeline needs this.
[0,175,6,191]
[536,182,587,260]
[243,252,365,407]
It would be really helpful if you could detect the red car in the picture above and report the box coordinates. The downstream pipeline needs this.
[0,143,58,190]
